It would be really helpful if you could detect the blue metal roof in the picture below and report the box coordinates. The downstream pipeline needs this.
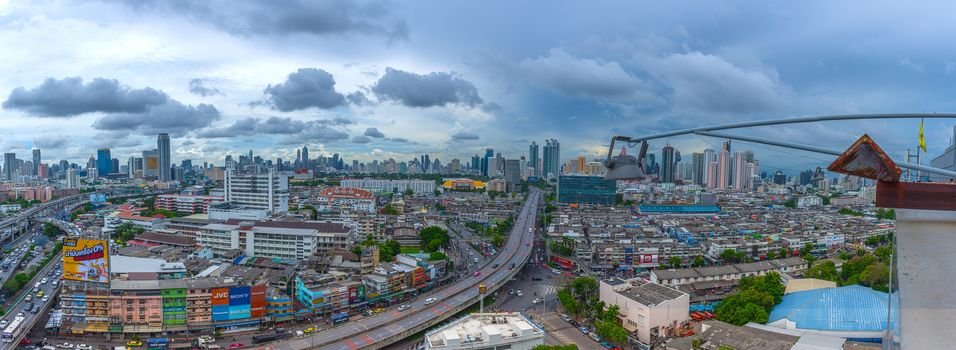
[769,285,899,333]
[638,205,721,213]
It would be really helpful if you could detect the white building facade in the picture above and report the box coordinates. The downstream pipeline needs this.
[224,169,289,213]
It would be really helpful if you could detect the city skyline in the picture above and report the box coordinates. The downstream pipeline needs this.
[1,1,956,172]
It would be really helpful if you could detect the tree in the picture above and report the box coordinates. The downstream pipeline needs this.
[766,250,777,260]
[668,256,683,269]
[779,247,791,258]
[491,233,504,248]
[429,252,448,261]
[800,243,814,257]
[720,249,746,263]
[419,227,450,252]
[403,189,414,197]
[532,345,578,350]
[43,222,62,238]
[804,260,839,282]
[874,245,893,262]
[861,262,890,292]
[595,319,628,345]
[383,204,400,215]
[692,256,706,268]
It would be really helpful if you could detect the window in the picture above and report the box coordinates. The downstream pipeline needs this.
[638,314,646,326]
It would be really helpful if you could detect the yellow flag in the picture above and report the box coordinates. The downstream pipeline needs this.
[919,118,927,153]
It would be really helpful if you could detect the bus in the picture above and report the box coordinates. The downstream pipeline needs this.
[1,315,25,342]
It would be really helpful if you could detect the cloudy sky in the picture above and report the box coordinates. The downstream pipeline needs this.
[1,0,956,174]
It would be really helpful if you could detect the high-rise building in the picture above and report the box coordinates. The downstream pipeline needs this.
[773,170,787,185]
[691,152,705,185]
[557,175,616,205]
[543,139,560,179]
[96,148,112,175]
[646,154,657,175]
[482,148,494,177]
[301,146,310,168]
[661,145,676,183]
[702,149,717,186]
[529,142,540,177]
[733,151,747,190]
[717,148,731,188]
[143,149,159,179]
[66,168,79,188]
[224,169,290,213]
[32,149,40,176]
[157,133,171,181]
[504,159,521,192]
[3,153,15,181]
[471,155,480,171]
[111,158,120,175]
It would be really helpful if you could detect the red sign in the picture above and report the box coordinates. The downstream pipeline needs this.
[211,287,230,305]
[250,285,266,317]
[550,256,575,269]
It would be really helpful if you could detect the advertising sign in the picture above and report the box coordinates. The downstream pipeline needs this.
[62,238,109,284]
[357,285,365,301]
[211,288,230,305]
[146,157,159,170]
[211,305,229,321]
[229,286,250,306]
[348,286,359,304]
[549,255,575,269]
[228,305,250,319]
[624,247,633,264]
[250,285,266,317]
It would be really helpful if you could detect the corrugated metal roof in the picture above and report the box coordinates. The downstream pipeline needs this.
[769,285,898,332]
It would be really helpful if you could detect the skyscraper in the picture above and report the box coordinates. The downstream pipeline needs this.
[482,148,494,177]
[96,148,112,175]
[3,153,15,181]
[302,146,309,168]
[157,133,171,181]
[703,148,717,186]
[691,152,705,185]
[66,168,79,189]
[504,159,521,192]
[717,147,730,188]
[733,151,747,190]
[542,139,560,179]
[661,145,675,183]
[32,149,40,176]
[528,142,539,177]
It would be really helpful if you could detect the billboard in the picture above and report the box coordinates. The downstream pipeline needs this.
[211,288,230,305]
[250,285,266,317]
[550,255,575,270]
[212,305,229,321]
[229,286,250,306]
[228,305,250,319]
[146,157,159,170]
[62,238,109,284]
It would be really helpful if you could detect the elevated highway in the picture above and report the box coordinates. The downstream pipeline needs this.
[269,189,543,350]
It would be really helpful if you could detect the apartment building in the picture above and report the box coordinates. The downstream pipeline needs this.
[155,194,223,213]
[224,169,290,213]
[197,220,353,259]
[650,257,808,287]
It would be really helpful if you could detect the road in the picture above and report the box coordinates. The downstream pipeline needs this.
[267,189,542,350]
[0,255,62,349]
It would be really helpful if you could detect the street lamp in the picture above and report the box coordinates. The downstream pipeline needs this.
[603,137,648,181]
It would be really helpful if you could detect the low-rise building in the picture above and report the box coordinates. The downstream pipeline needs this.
[599,278,690,345]
[198,220,353,259]
[156,194,223,213]
[425,313,544,350]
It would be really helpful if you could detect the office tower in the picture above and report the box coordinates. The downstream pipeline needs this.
[692,153,705,185]
[646,154,657,175]
[504,159,521,192]
[733,152,747,190]
[140,149,158,179]
[37,163,48,179]
[86,156,96,171]
[96,148,112,174]
[450,159,461,173]
[661,145,675,183]
[302,146,309,168]
[576,155,586,173]
[111,158,120,175]
[471,155,480,171]
[225,169,290,213]
[32,149,40,176]
[66,168,79,188]
[717,148,731,188]
[702,149,717,186]
[127,157,137,178]
[276,157,283,171]
[773,170,787,185]
[157,133,171,181]
[529,142,540,177]
[543,139,560,179]
[3,153,14,181]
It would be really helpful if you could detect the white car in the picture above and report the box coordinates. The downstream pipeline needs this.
[532,298,541,304]
[516,291,523,297]
[57,343,74,349]
[397,304,411,312]
[77,344,93,350]
[0,319,7,328]
[423,297,437,305]
[42,295,50,303]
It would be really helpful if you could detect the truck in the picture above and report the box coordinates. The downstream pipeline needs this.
[252,332,292,344]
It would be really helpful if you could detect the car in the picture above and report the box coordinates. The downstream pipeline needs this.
[303,327,315,334]
[532,298,541,304]
[16,312,24,318]
[295,330,304,336]
[57,343,75,349]
[508,289,514,295]
[589,332,601,342]
[126,341,142,347]
[18,338,32,345]
[0,319,7,328]
[601,341,613,349]
[579,326,589,334]
[25,295,32,302]
[42,295,50,302]
[532,276,542,281]
[492,264,499,269]
[515,290,523,297]
[397,304,411,312]
[472,271,481,277]
[198,335,215,343]
[228,343,243,349]
[76,344,93,350]
[524,242,530,246]
[373,308,386,313]
[363,309,374,316]
[424,297,437,305]
[37,291,44,298]
[560,314,572,322]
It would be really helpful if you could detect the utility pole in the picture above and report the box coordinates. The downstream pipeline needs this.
[479,284,486,313]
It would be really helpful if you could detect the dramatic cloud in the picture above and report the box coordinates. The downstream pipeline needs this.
[372,68,483,108]
[363,127,385,138]
[92,100,221,136]
[352,135,372,143]
[122,0,408,41]
[263,68,347,111]
[450,131,479,141]
[189,79,222,97]
[641,52,789,114]
[200,117,317,138]
[280,122,350,145]
[521,48,658,102]
[33,135,70,149]
[199,117,260,138]
[389,137,409,143]
[347,91,372,106]
[3,77,168,117]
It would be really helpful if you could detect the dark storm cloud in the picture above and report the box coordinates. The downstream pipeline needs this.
[92,100,220,136]
[372,67,483,108]
[189,79,222,97]
[351,135,372,143]
[279,121,350,145]
[347,91,372,106]
[363,127,385,138]
[263,68,347,111]
[2,77,168,117]
[450,131,479,141]
[121,0,408,41]
[520,48,660,103]
[200,116,313,138]
[32,135,70,149]
[388,137,409,143]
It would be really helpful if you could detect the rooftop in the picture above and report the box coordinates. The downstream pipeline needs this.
[425,313,543,349]
[618,280,687,306]
[768,285,898,333]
